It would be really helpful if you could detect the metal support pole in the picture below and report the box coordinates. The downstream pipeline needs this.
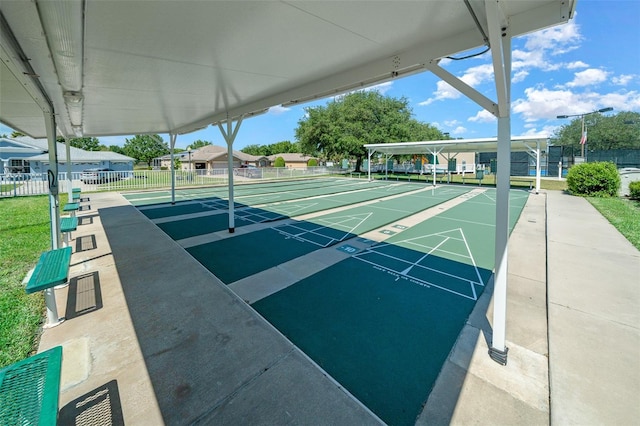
[218,117,243,233]
[490,116,511,365]
[432,151,437,186]
[44,111,61,250]
[367,149,372,181]
[65,137,73,199]
[168,134,177,204]
[535,140,541,194]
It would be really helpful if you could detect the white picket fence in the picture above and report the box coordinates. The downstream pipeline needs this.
[0,167,333,197]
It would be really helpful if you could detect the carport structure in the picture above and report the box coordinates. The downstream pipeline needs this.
[1,0,574,367]
[364,135,549,193]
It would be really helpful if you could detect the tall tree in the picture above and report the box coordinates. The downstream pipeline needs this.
[552,111,640,151]
[296,91,441,170]
[123,134,169,166]
[186,140,212,150]
[68,137,102,151]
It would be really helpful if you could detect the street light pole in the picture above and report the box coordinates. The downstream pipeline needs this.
[557,107,613,163]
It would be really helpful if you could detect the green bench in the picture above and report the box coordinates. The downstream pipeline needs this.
[63,202,79,217]
[60,216,78,247]
[0,346,63,426]
[26,247,72,327]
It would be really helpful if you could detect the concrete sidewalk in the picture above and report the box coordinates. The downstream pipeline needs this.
[546,191,640,424]
[36,189,639,424]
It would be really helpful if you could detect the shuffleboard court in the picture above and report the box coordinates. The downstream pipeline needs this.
[251,188,529,425]
[186,186,469,283]
[132,179,387,220]
[153,182,430,241]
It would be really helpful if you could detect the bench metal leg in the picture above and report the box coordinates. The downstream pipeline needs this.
[43,288,64,328]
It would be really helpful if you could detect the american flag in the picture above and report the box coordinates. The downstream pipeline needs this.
[580,129,587,145]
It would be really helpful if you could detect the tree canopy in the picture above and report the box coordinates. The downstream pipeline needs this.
[295,91,443,170]
[122,134,169,166]
[551,111,640,151]
[67,137,103,151]
[241,140,300,156]
[186,140,212,150]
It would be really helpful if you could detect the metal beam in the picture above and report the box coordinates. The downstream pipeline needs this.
[487,0,512,365]
[218,117,244,233]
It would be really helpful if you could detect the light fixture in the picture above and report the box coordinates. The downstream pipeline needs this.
[63,91,83,103]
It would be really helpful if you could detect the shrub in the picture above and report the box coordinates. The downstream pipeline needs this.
[629,181,640,200]
[566,162,620,197]
[307,158,318,167]
[274,156,285,167]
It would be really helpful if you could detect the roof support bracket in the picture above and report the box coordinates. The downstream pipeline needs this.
[425,61,498,116]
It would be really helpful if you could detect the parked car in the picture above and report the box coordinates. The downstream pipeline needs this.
[81,168,120,183]
[234,164,260,178]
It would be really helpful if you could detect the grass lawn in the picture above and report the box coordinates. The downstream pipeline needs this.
[0,194,67,368]
[588,197,640,250]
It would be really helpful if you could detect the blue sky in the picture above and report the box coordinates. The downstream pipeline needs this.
[2,1,638,151]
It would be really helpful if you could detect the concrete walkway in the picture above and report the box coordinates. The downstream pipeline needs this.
[35,188,640,424]
[546,191,640,424]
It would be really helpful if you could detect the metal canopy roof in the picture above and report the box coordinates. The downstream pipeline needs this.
[1,1,574,139]
[365,136,549,155]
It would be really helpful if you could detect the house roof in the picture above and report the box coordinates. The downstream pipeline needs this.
[0,136,134,162]
[0,1,574,139]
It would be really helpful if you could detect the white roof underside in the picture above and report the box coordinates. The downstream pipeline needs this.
[365,136,549,155]
[0,1,574,139]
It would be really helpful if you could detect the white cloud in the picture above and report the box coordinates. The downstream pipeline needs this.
[513,70,529,84]
[419,80,461,106]
[567,61,589,69]
[512,86,640,123]
[268,105,291,115]
[522,18,582,55]
[520,125,557,138]
[365,81,394,95]
[566,68,609,87]
[451,126,467,135]
[444,119,460,127]
[468,109,496,123]
[612,74,635,86]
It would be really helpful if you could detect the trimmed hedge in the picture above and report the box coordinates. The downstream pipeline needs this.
[566,162,620,197]
[629,181,640,200]
[274,156,285,167]
[307,158,318,167]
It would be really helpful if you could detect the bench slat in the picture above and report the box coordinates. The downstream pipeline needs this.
[26,247,72,294]
[0,346,63,426]
[60,217,78,233]
[63,202,79,212]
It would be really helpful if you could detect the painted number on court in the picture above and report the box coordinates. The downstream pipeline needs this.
[380,229,397,235]
[392,224,408,230]
[337,245,358,254]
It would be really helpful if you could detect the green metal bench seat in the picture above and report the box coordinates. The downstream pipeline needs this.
[60,217,78,247]
[0,346,63,426]
[25,247,72,327]
[63,202,79,217]
[72,187,81,193]
[26,247,72,294]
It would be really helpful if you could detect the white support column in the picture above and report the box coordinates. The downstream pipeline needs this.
[367,149,372,181]
[65,137,73,198]
[486,0,512,365]
[491,116,511,365]
[218,117,243,233]
[44,111,61,250]
[432,150,437,186]
[169,134,177,204]
[535,140,541,194]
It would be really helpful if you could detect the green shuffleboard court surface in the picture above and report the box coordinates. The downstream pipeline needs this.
[252,188,529,425]
[154,182,428,240]
[187,186,470,283]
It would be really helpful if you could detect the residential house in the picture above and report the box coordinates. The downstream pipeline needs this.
[0,136,134,175]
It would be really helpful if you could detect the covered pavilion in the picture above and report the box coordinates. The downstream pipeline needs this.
[0,0,575,365]
[365,135,549,193]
